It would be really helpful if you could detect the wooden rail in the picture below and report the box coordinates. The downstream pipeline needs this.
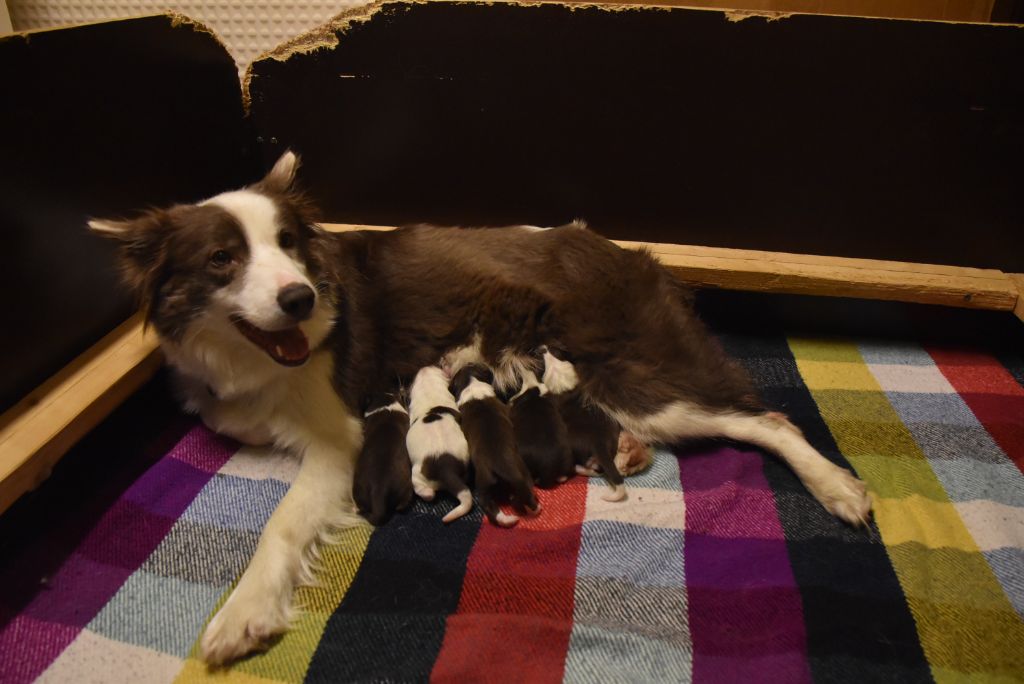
[0,315,162,514]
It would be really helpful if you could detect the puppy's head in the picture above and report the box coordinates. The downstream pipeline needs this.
[89,151,335,368]
[448,363,494,400]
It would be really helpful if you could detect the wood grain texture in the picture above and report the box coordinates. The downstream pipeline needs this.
[0,314,162,515]
[1011,274,1024,323]
[323,223,1019,311]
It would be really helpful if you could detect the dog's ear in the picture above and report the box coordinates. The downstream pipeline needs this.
[448,367,471,401]
[263,150,300,193]
[88,212,169,308]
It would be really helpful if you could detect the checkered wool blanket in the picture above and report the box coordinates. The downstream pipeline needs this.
[1,331,1022,683]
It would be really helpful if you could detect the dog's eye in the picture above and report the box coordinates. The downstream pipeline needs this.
[278,230,296,249]
[209,250,233,267]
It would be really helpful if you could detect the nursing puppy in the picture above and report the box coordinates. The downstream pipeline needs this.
[542,348,625,502]
[406,366,473,523]
[353,390,413,525]
[449,363,538,527]
[90,150,870,664]
[508,368,574,488]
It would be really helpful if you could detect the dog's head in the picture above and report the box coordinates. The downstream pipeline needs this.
[89,151,335,369]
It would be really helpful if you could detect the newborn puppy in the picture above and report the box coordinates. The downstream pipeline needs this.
[508,367,573,488]
[450,363,538,527]
[353,390,414,525]
[406,365,473,523]
[543,348,626,502]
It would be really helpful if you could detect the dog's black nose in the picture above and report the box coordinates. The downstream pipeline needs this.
[277,284,315,321]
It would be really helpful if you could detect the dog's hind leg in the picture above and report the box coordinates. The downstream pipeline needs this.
[611,402,871,526]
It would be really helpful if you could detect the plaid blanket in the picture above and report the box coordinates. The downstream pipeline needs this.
[1,329,1022,683]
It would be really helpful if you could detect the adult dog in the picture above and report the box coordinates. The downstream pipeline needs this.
[89,151,871,664]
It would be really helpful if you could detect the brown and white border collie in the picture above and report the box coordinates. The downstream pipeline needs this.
[89,151,871,664]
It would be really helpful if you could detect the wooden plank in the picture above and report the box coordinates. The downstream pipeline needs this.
[322,223,1020,311]
[1011,274,1024,323]
[0,314,162,515]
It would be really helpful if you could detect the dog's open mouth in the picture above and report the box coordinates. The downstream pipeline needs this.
[232,317,310,366]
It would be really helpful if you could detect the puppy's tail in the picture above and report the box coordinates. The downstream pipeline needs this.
[442,488,474,523]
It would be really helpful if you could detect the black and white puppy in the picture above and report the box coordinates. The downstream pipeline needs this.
[353,390,414,525]
[508,368,574,488]
[543,348,626,502]
[406,365,473,523]
[449,363,538,527]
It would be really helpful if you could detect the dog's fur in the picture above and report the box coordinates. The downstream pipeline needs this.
[405,366,473,523]
[89,150,871,664]
[353,390,413,525]
[450,363,537,526]
[542,349,625,502]
[508,369,575,488]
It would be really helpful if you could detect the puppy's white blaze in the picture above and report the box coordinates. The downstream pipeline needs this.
[442,489,474,523]
[408,366,458,420]
[364,401,407,418]
[575,464,600,477]
[511,369,548,401]
[601,483,628,503]
[542,351,578,395]
[519,225,552,232]
[610,400,872,525]
[456,376,496,406]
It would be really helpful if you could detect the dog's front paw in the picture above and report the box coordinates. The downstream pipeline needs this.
[813,466,872,527]
[200,589,291,665]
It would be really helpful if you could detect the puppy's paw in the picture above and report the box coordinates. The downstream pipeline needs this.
[200,591,291,665]
[601,483,627,503]
[493,510,520,527]
[615,432,653,476]
[812,466,872,527]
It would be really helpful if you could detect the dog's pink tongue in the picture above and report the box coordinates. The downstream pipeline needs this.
[264,327,309,365]
[233,318,310,366]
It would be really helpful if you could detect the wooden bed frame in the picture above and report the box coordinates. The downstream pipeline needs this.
[2,223,1021,516]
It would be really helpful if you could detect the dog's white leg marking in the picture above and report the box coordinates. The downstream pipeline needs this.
[200,356,365,665]
[610,402,871,526]
[730,412,872,526]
